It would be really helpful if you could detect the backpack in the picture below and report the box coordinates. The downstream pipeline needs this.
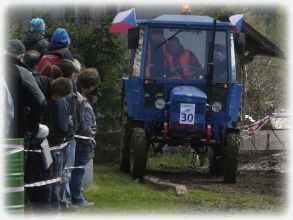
[36,54,62,72]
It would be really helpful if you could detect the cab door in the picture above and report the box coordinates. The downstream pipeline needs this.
[124,29,145,119]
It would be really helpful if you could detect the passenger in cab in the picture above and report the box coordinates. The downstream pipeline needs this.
[145,28,169,78]
[213,44,227,82]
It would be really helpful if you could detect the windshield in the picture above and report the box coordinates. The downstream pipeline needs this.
[145,27,227,82]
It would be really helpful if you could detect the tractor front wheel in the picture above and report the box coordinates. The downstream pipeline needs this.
[130,128,148,178]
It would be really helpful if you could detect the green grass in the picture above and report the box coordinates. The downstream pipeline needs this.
[147,152,208,169]
[65,165,285,215]
[148,153,189,168]
[75,166,177,214]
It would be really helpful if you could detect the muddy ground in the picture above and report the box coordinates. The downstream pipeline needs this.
[146,151,288,198]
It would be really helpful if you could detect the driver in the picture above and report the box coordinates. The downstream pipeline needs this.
[165,37,202,79]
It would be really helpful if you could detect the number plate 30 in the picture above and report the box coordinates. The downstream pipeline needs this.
[179,103,195,125]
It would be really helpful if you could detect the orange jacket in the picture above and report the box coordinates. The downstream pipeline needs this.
[164,49,202,79]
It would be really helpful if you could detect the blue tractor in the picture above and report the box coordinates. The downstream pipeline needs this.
[120,14,245,183]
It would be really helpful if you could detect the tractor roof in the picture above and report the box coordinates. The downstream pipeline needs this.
[138,14,285,61]
[140,14,230,28]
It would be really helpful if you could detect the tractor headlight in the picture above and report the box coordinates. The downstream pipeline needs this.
[155,98,165,109]
[212,102,222,112]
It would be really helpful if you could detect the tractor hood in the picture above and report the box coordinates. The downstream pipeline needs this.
[170,86,207,100]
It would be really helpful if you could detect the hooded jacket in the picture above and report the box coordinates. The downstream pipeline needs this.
[42,42,74,61]
[5,54,47,138]
[23,32,49,54]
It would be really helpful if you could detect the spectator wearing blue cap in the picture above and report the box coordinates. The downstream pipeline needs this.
[36,28,74,73]
[42,28,74,62]
[52,28,71,47]
[23,18,49,54]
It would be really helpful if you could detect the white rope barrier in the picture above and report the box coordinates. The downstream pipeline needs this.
[23,141,69,153]
[24,177,61,188]
[240,112,289,140]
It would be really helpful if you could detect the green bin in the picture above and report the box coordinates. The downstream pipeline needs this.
[3,138,24,214]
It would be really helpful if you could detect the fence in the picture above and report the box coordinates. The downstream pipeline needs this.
[240,129,288,152]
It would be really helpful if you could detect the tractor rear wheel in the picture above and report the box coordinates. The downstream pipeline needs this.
[130,128,148,178]
[223,133,240,183]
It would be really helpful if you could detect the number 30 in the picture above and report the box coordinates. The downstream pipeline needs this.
[181,113,193,122]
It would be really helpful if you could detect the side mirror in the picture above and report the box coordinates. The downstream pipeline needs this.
[235,33,246,55]
[128,27,139,49]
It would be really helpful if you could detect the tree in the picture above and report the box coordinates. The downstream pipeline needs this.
[241,7,287,123]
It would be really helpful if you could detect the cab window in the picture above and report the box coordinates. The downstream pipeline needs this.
[146,27,207,80]
[213,31,228,83]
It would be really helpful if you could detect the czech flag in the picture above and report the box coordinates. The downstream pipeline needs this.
[229,14,244,33]
[109,8,137,33]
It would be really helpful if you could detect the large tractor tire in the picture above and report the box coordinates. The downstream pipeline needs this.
[119,99,131,173]
[130,128,148,178]
[223,133,240,183]
[208,146,224,175]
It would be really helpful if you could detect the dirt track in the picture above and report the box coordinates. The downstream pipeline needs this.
[146,152,287,198]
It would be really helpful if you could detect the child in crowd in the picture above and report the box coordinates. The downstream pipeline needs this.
[57,59,80,209]
[44,77,73,211]
[70,68,100,206]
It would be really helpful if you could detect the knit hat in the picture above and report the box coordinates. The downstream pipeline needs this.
[52,28,71,47]
[7,39,25,55]
[30,18,46,33]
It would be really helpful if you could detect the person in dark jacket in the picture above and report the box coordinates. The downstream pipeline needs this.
[44,77,73,211]
[5,39,48,213]
[34,64,64,101]
[70,68,100,206]
[5,39,46,138]
[23,18,49,54]
[45,78,72,147]
[21,50,41,74]
[146,28,169,78]
[56,59,79,209]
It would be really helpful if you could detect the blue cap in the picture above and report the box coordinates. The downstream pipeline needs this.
[52,28,71,47]
[30,18,46,33]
